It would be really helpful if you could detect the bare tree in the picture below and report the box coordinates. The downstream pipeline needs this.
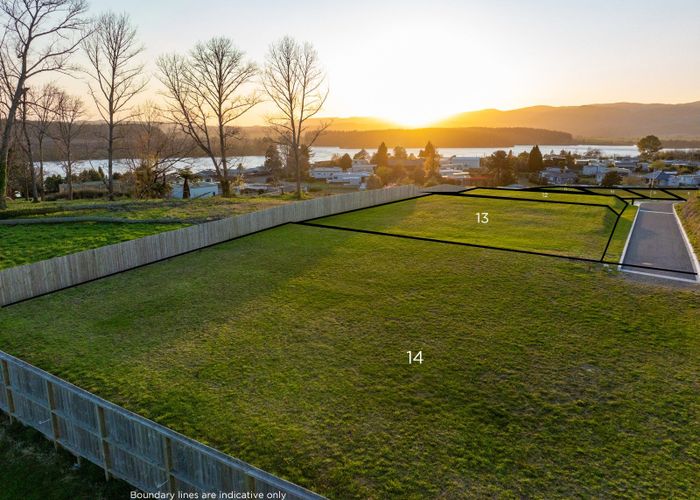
[0,0,88,208]
[28,83,60,200]
[52,90,84,200]
[18,86,39,201]
[262,36,329,199]
[83,11,146,200]
[125,102,193,198]
[157,37,259,197]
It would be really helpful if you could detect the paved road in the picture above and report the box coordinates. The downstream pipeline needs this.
[621,202,698,281]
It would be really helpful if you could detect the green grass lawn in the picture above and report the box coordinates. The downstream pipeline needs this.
[313,195,619,260]
[601,205,638,263]
[678,193,700,253]
[463,188,627,212]
[0,418,130,499]
[0,196,302,270]
[623,188,678,199]
[0,222,187,270]
[584,187,644,199]
[0,222,698,498]
[2,196,294,222]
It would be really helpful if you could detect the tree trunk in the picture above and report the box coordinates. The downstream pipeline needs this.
[21,92,39,203]
[67,165,73,200]
[0,82,25,209]
[293,146,301,200]
[183,177,190,199]
[38,143,45,201]
[107,119,114,200]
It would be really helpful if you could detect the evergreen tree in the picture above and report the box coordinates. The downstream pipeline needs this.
[264,144,283,182]
[393,146,407,159]
[527,145,544,173]
[422,141,440,179]
[372,142,389,167]
[486,150,515,186]
[636,135,662,160]
[339,153,353,171]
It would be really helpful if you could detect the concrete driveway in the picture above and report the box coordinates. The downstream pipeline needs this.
[621,202,698,282]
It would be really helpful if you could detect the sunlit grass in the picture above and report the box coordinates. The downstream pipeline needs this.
[314,195,619,260]
[1,223,697,498]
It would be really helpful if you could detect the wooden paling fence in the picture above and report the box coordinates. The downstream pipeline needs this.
[0,185,420,307]
[0,349,324,498]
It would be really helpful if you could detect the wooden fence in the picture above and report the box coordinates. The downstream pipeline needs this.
[0,349,324,498]
[0,186,420,307]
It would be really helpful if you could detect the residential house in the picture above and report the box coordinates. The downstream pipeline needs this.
[539,167,577,185]
[309,166,343,179]
[581,163,608,177]
[595,167,631,184]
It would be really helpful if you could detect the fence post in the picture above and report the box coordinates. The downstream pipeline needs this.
[0,359,15,423]
[45,380,61,449]
[246,474,257,494]
[162,435,177,494]
[95,405,111,481]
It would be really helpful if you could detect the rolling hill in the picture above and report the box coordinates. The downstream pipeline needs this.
[434,102,700,140]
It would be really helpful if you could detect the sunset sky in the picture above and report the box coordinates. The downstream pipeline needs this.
[65,0,700,126]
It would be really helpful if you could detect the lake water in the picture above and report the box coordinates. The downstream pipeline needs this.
[40,144,642,175]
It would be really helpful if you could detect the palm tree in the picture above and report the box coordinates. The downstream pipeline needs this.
[177,168,197,199]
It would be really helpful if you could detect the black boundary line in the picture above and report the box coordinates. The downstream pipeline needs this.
[433,191,622,216]
[4,187,697,309]
[600,203,627,261]
[3,192,432,308]
[297,221,697,276]
[572,186,630,207]
[585,187,645,200]
[660,188,685,201]
[464,185,630,212]
[525,185,590,194]
[3,221,296,308]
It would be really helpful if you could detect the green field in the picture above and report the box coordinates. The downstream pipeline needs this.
[0,418,129,499]
[0,196,299,270]
[0,222,187,270]
[463,188,627,212]
[2,196,293,222]
[0,220,698,498]
[313,195,619,260]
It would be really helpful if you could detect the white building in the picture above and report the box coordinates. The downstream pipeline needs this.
[349,163,376,174]
[581,163,608,176]
[440,156,481,169]
[309,166,343,179]
[439,168,470,183]
[326,171,371,186]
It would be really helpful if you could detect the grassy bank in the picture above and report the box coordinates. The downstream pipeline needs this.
[1,196,294,222]
[678,192,700,253]
[0,222,697,498]
[0,222,187,270]
[0,417,130,499]
[0,196,301,270]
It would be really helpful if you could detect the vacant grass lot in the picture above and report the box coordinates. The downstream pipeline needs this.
[2,196,293,222]
[314,195,618,260]
[0,222,187,270]
[0,196,299,270]
[0,418,130,500]
[0,223,698,498]
[584,187,645,199]
[464,188,627,212]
